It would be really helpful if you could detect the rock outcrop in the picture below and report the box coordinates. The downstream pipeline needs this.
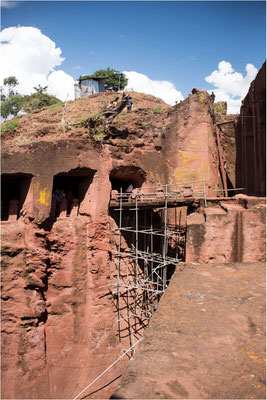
[186,195,266,264]
[112,261,266,399]
[236,61,266,196]
[1,88,265,399]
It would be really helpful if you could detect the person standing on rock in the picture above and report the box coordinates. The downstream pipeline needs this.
[211,91,215,103]
[127,96,133,112]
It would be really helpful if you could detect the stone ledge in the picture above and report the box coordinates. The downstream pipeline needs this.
[112,262,266,399]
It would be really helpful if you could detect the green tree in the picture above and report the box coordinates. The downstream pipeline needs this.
[3,76,19,98]
[1,76,22,119]
[0,87,7,102]
[0,76,62,120]
[79,68,128,92]
[33,84,48,95]
[22,85,62,113]
[1,94,24,119]
[23,93,61,113]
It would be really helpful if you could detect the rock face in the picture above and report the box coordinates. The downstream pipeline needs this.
[1,90,265,399]
[214,105,237,191]
[236,61,266,196]
[1,217,127,399]
[186,195,266,264]
[162,91,222,192]
[112,262,266,399]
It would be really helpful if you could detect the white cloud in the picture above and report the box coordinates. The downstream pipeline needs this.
[124,71,184,106]
[205,61,258,114]
[46,70,75,101]
[0,26,75,101]
[1,1,19,8]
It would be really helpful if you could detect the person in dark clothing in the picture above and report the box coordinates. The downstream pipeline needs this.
[127,96,133,112]
[211,91,215,103]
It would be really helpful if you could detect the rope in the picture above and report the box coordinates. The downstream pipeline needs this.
[64,92,70,111]
[72,338,143,400]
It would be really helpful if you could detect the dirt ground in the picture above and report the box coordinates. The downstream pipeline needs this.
[112,262,266,399]
[1,92,169,151]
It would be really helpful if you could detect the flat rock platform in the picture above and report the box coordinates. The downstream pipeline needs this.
[112,262,266,399]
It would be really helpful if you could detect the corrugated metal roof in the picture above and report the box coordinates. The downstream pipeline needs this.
[79,76,107,81]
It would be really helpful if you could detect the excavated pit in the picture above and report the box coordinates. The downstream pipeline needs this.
[1,87,265,399]
[1,173,33,221]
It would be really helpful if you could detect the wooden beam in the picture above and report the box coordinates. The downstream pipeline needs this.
[215,125,228,197]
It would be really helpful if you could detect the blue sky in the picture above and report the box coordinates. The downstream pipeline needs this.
[1,1,266,112]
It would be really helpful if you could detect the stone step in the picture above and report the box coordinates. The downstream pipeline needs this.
[220,202,246,212]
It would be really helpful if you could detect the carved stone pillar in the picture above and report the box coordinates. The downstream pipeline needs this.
[8,200,19,221]
[50,198,57,218]
[59,198,67,218]
[70,198,79,217]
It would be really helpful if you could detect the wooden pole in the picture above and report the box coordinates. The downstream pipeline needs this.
[215,125,228,197]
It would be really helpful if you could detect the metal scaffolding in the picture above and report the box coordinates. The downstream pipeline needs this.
[110,175,207,352]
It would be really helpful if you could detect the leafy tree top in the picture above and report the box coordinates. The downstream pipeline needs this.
[33,84,48,95]
[2,76,19,99]
[0,76,62,120]
[79,68,128,91]
[3,76,19,86]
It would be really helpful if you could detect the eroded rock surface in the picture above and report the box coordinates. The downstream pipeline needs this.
[186,195,266,264]
[112,262,266,399]
[1,217,128,399]
[236,61,266,196]
[1,89,265,399]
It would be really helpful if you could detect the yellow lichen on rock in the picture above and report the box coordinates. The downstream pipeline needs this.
[172,166,202,183]
[178,150,200,165]
[172,162,209,186]
[199,92,205,102]
[39,188,50,206]
[34,181,50,207]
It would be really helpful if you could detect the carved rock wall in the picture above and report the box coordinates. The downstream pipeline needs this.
[162,91,222,195]
[112,261,266,399]
[236,62,266,196]
[1,90,243,399]
[1,216,129,399]
[186,196,266,264]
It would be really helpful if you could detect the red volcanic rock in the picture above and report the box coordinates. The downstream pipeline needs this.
[236,62,266,196]
[112,262,266,400]
[186,197,266,264]
[1,90,265,399]
[1,218,127,399]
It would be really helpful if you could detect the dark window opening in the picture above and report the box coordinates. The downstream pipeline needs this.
[109,166,146,199]
[1,174,32,221]
[110,178,138,193]
[50,168,95,218]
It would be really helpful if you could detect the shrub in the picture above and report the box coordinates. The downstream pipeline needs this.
[91,125,106,141]
[214,104,226,115]
[74,116,91,127]
[1,118,20,133]
[151,105,164,114]
[23,93,62,113]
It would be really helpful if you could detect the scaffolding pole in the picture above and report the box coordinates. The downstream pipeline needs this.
[112,177,206,346]
[117,188,123,341]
